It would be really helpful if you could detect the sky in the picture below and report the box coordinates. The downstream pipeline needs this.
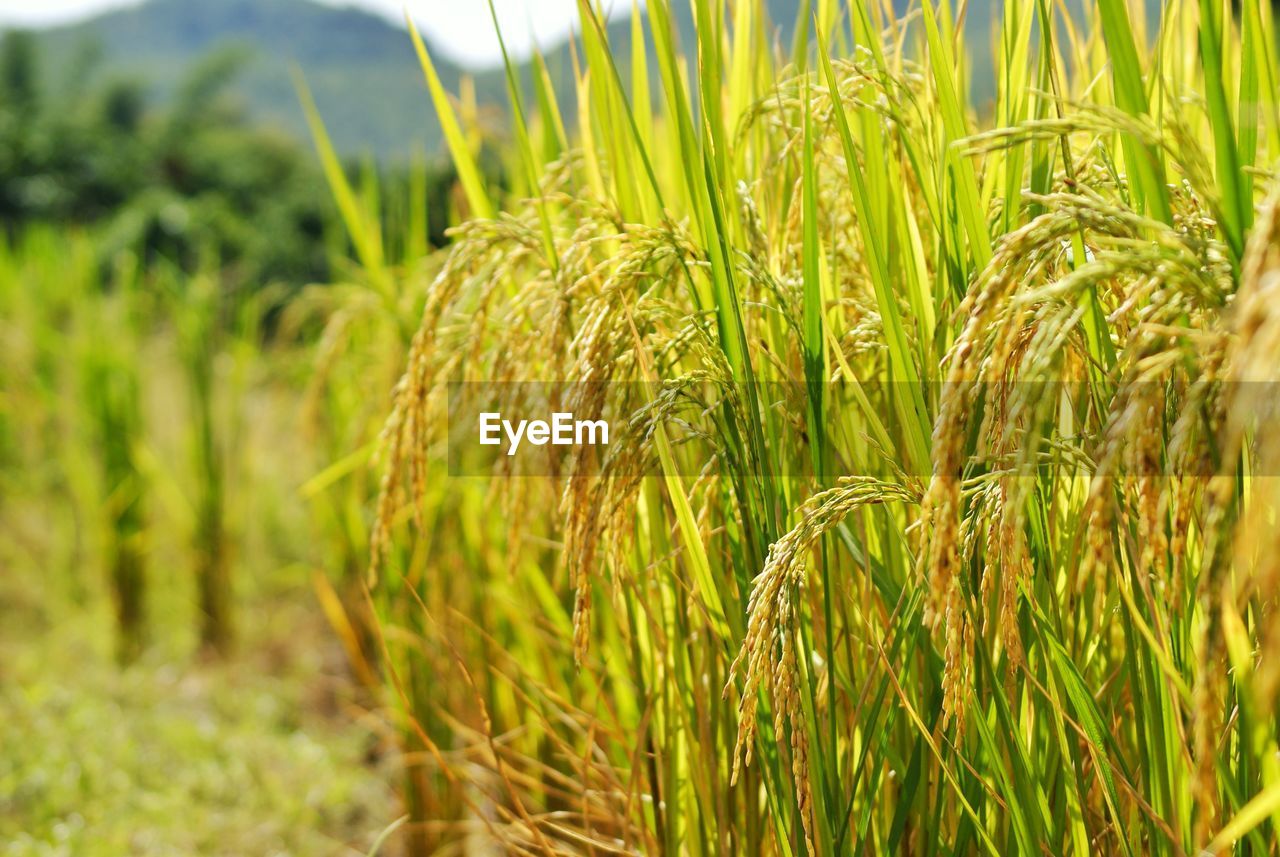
[0,0,621,67]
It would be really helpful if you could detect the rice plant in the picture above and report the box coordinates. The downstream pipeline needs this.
[174,269,236,655]
[314,0,1280,853]
[83,254,152,664]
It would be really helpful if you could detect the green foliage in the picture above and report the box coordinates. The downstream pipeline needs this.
[0,33,470,301]
[0,29,37,114]
[0,38,333,291]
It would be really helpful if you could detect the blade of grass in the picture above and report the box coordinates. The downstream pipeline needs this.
[1197,0,1248,261]
[1094,0,1173,224]
[294,70,391,298]
[406,13,494,221]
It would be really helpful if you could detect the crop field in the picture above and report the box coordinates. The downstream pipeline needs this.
[3,0,1280,854]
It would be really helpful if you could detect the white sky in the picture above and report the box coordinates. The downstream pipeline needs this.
[0,0,626,66]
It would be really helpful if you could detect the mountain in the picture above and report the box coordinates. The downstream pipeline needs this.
[29,0,505,159]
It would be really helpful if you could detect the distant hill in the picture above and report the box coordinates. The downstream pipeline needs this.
[29,0,505,159]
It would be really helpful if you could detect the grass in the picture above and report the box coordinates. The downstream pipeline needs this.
[326,0,1280,853]
[0,578,395,857]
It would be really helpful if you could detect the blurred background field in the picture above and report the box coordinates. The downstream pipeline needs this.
[0,1,471,851]
[0,226,400,854]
